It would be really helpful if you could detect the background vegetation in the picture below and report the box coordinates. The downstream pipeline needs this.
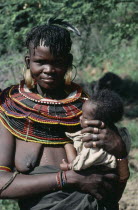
[0,0,138,209]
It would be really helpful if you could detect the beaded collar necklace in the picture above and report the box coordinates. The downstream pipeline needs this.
[18,80,82,105]
[0,81,88,144]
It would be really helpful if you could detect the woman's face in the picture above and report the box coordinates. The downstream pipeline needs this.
[25,45,68,90]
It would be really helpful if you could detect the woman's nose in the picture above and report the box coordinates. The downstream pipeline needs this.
[43,64,54,73]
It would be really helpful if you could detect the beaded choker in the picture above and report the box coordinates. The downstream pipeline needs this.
[0,81,88,144]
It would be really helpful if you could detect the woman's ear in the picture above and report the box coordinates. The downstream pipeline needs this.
[25,56,30,69]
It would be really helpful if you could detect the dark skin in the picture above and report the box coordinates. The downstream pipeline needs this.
[0,45,127,202]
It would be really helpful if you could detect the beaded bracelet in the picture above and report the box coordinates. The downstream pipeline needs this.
[61,171,67,188]
[117,158,130,182]
[56,172,62,189]
[56,171,67,190]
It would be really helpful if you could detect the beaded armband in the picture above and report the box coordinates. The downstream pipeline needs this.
[0,166,12,172]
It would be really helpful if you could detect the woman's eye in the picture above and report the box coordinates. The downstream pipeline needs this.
[34,60,66,67]
[35,60,46,65]
[39,61,46,64]
[54,60,65,67]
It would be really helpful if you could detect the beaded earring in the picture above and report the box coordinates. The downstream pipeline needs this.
[24,69,35,89]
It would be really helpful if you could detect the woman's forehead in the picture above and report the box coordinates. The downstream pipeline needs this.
[29,44,54,59]
[29,44,66,60]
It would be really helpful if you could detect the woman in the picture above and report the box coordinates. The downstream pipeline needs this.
[0,19,129,210]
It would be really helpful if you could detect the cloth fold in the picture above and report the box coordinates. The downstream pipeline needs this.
[66,131,116,170]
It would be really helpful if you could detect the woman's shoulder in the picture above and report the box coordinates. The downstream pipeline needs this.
[0,83,19,100]
[65,82,89,101]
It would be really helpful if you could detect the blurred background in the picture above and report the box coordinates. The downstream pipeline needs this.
[0,0,138,209]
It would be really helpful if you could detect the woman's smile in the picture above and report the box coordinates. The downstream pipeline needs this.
[41,76,55,82]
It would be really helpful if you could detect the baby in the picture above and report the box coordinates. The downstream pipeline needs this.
[60,89,124,171]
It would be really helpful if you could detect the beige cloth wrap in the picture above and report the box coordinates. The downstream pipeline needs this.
[66,131,117,171]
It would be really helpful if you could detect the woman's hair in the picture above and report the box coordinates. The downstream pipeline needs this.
[90,89,124,126]
[25,18,79,59]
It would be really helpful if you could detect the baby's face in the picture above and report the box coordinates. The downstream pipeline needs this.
[80,101,97,128]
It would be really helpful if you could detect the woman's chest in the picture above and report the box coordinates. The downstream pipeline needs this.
[15,139,67,173]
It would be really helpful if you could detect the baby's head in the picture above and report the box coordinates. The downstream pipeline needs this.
[80,89,124,128]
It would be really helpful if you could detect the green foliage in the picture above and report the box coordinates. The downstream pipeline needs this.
[121,119,138,148]
[0,0,137,67]
[0,200,19,210]
[0,53,24,88]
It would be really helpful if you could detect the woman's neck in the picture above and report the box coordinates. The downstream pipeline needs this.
[36,84,68,100]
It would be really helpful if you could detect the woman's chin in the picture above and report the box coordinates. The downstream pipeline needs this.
[38,82,61,91]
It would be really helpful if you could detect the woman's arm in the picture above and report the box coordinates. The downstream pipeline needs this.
[60,143,77,170]
[64,143,77,163]
[0,172,59,199]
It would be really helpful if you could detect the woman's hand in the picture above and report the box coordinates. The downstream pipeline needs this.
[81,120,127,159]
[66,169,118,201]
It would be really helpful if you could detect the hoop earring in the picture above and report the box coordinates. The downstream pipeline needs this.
[72,65,77,82]
[24,69,35,89]
[65,65,77,85]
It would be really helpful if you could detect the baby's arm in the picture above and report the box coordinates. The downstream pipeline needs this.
[64,143,77,163]
[60,143,77,170]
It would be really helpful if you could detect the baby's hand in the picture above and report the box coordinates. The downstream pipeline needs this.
[60,159,71,171]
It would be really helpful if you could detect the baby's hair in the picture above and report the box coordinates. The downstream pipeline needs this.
[25,18,80,58]
[90,89,124,126]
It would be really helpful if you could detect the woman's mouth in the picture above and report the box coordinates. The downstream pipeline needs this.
[41,76,55,82]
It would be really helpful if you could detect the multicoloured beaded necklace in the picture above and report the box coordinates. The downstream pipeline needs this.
[0,80,88,144]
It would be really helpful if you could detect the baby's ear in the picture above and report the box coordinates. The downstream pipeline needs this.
[25,55,30,69]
